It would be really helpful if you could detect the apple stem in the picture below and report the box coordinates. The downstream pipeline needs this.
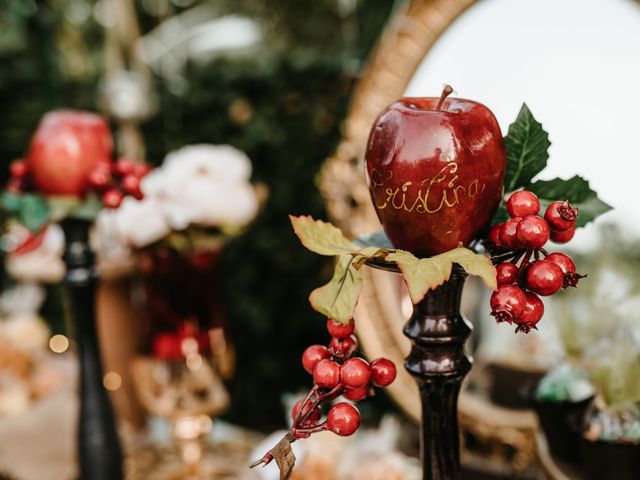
[435,85,454,110]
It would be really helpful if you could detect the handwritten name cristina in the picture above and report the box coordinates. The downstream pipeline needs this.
[370,163,486,214]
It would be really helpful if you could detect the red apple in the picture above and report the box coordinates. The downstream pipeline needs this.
[365,87,506,257]
[26,110,113,196]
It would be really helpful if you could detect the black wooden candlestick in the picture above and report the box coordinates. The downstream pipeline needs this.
[405,265,471,480]
[62,218,124,480]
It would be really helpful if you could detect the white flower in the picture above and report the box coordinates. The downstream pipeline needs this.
[163,144,252,183]
[183,177,258,227]
[114,197,172,248]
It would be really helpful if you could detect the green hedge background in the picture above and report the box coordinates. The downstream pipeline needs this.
[0,0,399,430]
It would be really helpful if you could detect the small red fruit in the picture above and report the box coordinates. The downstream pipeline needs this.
[526,260,564,296]
[313,359,340,389]
[488,224,503,246]
[514,292,544,334]
[370,358,397,387]
[490,284,526,323]
[152,332,183,361]
[499,218,522,249]
[516,215,550,249]
[547,252,585,288]
[10,159,28,178]
[88,163,112,190]
[292,400,321,425]
[102,188,124,208]
[329,334,357,359]
[326,403,360,436]
[496,262,519,285]
[343,385,370,401]
[115,158,135,176]
[327,318,355,339]
[507,190,540,218]
[340,357,371,389]
[122,174,143,199]
[545,201,578,231]
[550,225,576,244]
[302,345,330,374]
[133,163,151,178]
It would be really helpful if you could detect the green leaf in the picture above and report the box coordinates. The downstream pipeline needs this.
[504,104,551,191]
[388,247,497,303]
[528,175,612,227]
[47,196,81,222]
[69,194,103,221]
[18,194,49,233]
[309,254,363,323]
[290,215,359,256]
[0,192,23,212]
[491,203,509,226]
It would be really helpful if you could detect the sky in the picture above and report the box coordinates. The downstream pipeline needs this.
[405,0,640,248]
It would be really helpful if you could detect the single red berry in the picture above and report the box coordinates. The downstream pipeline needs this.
[122,174,143,199]
[88,164,112,190]
[152,332,183,361]
[526,260,564,296]
[514,292,544,334]
[550,225,576,244]
[114,158,135,176]
[370,358,397,387]
[313,359,340,389]
[488,224,503,246]
[102,188,124,208]
[329,334,357,359]
[292,399,321,425]
[326,403,360,436]
[547,252,585,288]
[507,190,540,218]
[9,159,28,178]
[499,218,523,250]
[496,262,519,285]
[302,345,330,374]
[327,318,355,339]
[490,284,526,323]
[516,215,550,249]
[340,357,371,389]
[133,163,151,178]
[544,201,578,231]
[343,385,370,402]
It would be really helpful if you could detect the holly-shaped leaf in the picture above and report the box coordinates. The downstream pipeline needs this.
[290,215,359,256]
[528,175,612,227]
[504,104,551,191]
[388,247,497,303]
[309,254,363,323]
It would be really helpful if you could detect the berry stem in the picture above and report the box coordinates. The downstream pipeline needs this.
[435,85,454,111]
[294,385,319,425]
[491,251,516,265]
[294,423,327,436]
[539,247,549,257]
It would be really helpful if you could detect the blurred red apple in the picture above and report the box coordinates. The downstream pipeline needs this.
[365,87,506,257]
[26,110,113,196]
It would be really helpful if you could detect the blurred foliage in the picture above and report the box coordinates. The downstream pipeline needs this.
[0,0,398,429]
[553,225,640,410]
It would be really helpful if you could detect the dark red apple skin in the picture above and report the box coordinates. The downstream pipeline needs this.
[26,110,113,197]
[365,97,505,257]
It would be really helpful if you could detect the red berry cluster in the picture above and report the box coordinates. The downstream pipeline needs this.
[87,158,150,208]
[6,157,150,209]
[486,191,585,334]
[292,318,396,439]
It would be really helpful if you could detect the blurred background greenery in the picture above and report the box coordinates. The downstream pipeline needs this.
[0,0,401,430]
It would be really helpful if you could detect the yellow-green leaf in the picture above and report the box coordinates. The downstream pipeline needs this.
[309,254,363,323]
[438,247,497,291]
[290,215,359,256]
[387,247,497,303]
[386,250,454,303]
